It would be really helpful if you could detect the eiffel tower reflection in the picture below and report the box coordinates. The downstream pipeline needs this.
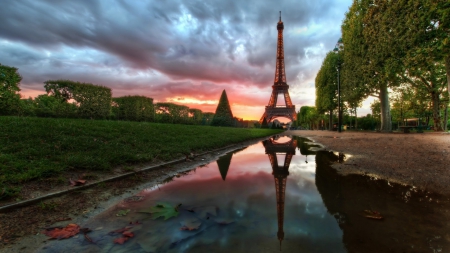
[262,135,297,249]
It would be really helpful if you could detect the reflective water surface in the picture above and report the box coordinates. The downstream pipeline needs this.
[38,136,450,253]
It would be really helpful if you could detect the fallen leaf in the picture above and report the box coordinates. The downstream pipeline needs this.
[116,209,130,217]
[69,179,87,186]
[180,217,201,231]
[140,202,181,220]
[214,218,235,225]
[42,224,80,239]
[363,210,383,220]
[113,237,129,244]
[84,233,93,243]
[109,226,131,235]
[122,231,134,238]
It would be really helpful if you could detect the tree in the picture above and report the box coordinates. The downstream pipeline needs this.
[315,52,338,130]
[361,0,449,131]
[188,108,203,125]
[342,0,396,132]
[0,64,22,115]
[298,106,320,130]
[44,80,111,119]
[211,90,234,127]
[155,102,189,124]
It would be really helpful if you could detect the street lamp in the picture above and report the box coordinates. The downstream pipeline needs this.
[333,38,343,133]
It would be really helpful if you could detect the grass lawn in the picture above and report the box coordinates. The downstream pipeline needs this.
[0,116,282,198]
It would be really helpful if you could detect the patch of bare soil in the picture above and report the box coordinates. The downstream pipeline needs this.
[287,130,450,195]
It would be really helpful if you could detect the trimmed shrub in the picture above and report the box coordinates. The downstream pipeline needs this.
[211,90,234,127]
[112,96,154,121]
[155,102,190,124]
[44,80,111,119]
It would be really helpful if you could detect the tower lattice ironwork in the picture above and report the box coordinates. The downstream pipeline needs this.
[263,136,297,249]
[260,12,296,124]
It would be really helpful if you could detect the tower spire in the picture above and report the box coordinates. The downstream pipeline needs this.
[263,137,297,250]
[259,13,296,124]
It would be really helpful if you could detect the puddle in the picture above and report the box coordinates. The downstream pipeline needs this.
[38,135,450,253]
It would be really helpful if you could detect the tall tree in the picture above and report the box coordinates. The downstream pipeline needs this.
[0,64,22,115]
[342,0,397,131]
[315,52,338,130]
[211,90,234,127]
[362,0,449,131]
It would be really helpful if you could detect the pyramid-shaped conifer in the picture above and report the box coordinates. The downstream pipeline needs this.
[211,90,234,127]
[216,152,233,181]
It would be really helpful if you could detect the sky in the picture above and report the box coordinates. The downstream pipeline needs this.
[1,0,374,121]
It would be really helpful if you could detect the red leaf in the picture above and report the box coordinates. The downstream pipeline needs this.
[113,237,129,244]
[109,226,131,235]
[42,224,80,239]
[122,231,134,238]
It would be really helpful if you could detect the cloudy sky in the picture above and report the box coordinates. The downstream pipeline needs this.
[1,0,370,121]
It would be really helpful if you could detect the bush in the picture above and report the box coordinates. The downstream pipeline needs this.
[44,80,111,119]
[0,64,22,115]
[112,96,154,121]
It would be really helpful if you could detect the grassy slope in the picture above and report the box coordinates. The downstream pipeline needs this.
[0,116,281,189]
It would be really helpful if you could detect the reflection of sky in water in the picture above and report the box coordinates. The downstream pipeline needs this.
[39,138,346,253]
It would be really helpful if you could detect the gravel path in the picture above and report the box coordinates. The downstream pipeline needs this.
[286,130,450,195]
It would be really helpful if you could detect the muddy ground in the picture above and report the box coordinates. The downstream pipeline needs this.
[287,130,450,195]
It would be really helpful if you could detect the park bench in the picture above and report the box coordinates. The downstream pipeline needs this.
[398,126,415,133]
[398,125,425,133]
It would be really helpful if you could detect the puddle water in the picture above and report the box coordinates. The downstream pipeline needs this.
[38,136,450,253]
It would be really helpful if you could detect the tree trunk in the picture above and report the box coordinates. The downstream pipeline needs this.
[379,83,392,131]
[444,101,448,131]
[329,110,333,130]
[355,108,358,130]
[431,91,443,131]
[445,55,450,99]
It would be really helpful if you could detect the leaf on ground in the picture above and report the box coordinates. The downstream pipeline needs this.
[140,202,181,220]
[69,179,86,186]
[113,236,129,244]
[192,206,217,219]
[214,218,235,225]
[363,210,383,220]
[109,226,131,235]
[180,217,201,231]
[116,209,130,217]
[122,231,134,238]
[113,230,134,244]
[42,223,80,239]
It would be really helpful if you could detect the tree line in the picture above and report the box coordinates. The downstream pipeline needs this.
[315,0,449,131]
[0,64,254,127]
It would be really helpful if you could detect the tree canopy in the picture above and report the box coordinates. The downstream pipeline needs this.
[0,64,22,115]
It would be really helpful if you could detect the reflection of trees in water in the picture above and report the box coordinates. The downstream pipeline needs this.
[216,152,233,181]
[216,147,246,181]
[315,151,450,253]
[293,136,319,156]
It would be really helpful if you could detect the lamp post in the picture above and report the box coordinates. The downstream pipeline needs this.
[333,38,343,133]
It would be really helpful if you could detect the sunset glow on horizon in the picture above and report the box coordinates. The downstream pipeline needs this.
[0,0,372,121]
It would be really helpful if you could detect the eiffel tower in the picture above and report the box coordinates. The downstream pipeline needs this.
[263,136,297,249]
[260,12,296,124]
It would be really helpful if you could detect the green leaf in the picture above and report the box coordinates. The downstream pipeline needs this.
[116,209,130,217]
[140,202,181,220]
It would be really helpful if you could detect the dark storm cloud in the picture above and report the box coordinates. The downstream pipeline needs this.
[0,0,351,116]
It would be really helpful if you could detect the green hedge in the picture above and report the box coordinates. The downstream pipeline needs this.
[155,102,190,124]
[44,80,111,119]
[112,96,154,121]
